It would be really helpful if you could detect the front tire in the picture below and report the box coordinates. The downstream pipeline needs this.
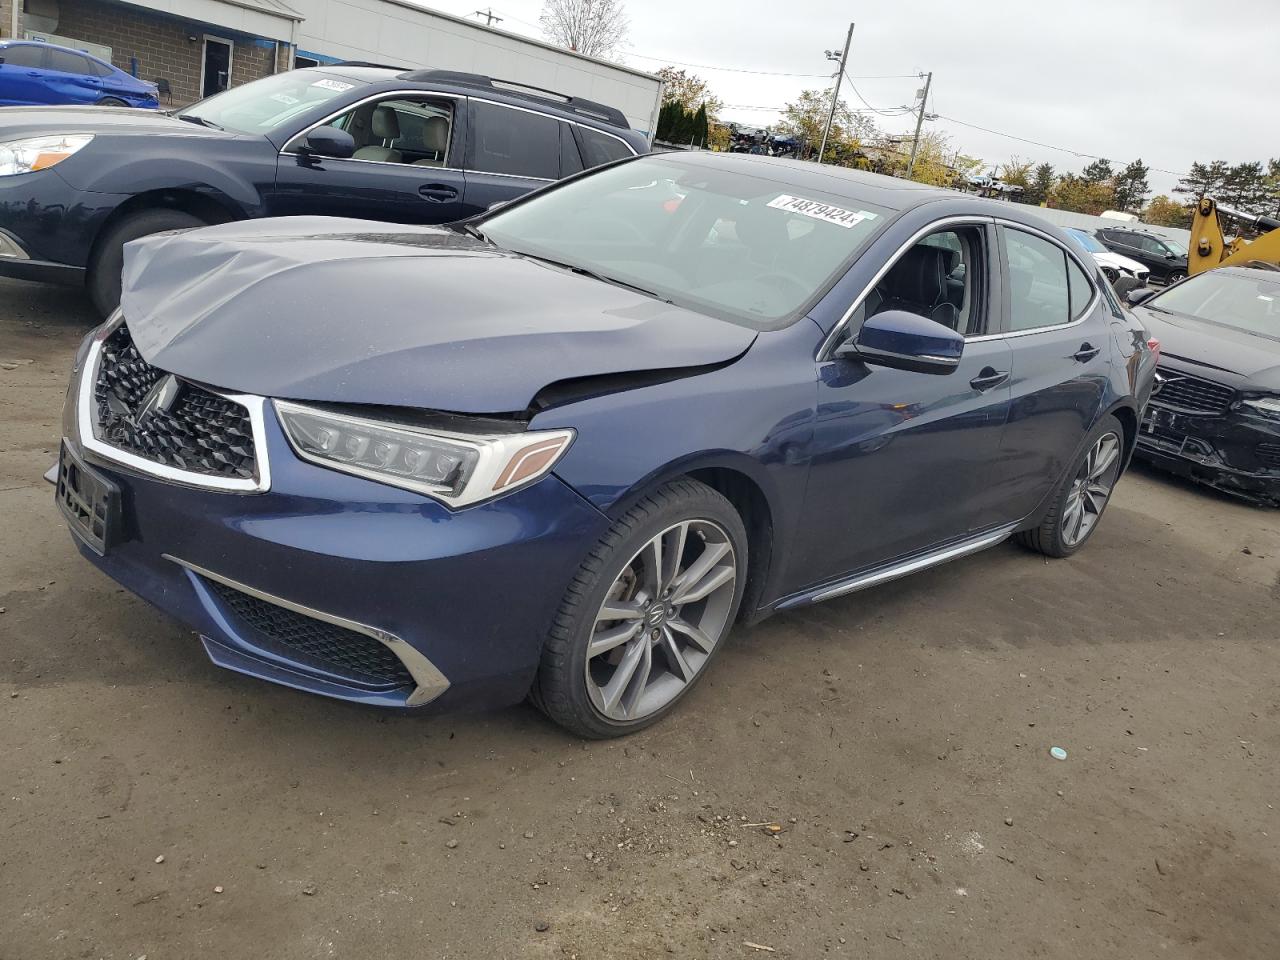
[87,209,206,318]
[1166,270,1186,285]
[96,97,128,107]
[1016,414,1125,558]
[532,479,747,738]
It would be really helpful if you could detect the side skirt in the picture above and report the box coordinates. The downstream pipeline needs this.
[774,523,1019,610]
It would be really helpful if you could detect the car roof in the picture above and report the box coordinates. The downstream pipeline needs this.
[644,152,1075,222]
[0,38,113,64]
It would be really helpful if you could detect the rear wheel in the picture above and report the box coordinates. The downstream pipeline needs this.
[1016,414,1125,558]
[532,479,747,738]
[87,209,206,317]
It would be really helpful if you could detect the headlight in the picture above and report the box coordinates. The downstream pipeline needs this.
[1240,396,1280,420]
[275,400,575,508]
[0,134,95,176]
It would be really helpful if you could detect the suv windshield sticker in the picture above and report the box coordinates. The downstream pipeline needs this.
[311,78,354,92]
[766,195,878,229]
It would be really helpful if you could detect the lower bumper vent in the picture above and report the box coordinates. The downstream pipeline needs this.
[205,579,413,688]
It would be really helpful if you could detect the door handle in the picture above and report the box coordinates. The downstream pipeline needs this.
[1072,342,1101,363]
[419,183,458,202]
[969,367,1009,391]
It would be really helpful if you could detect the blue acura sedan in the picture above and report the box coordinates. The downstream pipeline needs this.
[54,153,1157,737]
[0,40,159,108]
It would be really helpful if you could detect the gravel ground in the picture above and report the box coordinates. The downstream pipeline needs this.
[1,277,1277,960]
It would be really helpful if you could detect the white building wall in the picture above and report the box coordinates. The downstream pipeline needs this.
[288,0,662,134]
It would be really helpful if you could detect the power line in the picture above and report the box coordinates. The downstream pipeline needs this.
[842,69,916,116]
[932,113,1183,177]
[627,51,919,79]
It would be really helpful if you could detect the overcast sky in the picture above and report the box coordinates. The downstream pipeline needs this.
[424,0,1278,195]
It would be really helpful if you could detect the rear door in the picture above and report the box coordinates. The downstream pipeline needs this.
[460,99,564,215]
[991,224,1111,521]
[271,92,468,223]
[42,48,105,105]
[0,44,50,106]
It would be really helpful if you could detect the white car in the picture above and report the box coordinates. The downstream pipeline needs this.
[1066,228,1150,285]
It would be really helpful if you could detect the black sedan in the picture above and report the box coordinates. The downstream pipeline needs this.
[0,64,646,315]
[1130,267,1280,504]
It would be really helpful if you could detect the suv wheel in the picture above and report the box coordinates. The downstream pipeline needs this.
[1166,270,1186,284]
[1016,414,1125,558]
[532,479,747,738]
[88,209,207,317]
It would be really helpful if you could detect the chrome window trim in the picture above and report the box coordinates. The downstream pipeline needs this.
[975,220,1101,341]
[164,554,451,708]
[279,88,463,171]
[278,88,636,181]
[77,314,272,494]
[816,215,994,361]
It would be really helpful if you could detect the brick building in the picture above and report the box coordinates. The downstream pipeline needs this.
[2,0,300,105]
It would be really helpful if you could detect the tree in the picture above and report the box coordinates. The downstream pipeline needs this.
[1024,162,1055,206]
[1175,160,1230,202]
[1081,158,1114,185]
[1221,161,1270,215]
[1051,174,1115,215]
[654,67,723,116]
[1112,159,1150,213]
[1143,195,1192,229]
[540,0,628,59]
[691,103,709,148]
[777,88,877,163]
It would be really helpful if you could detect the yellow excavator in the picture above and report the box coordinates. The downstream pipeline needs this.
[1188,196,1280,276]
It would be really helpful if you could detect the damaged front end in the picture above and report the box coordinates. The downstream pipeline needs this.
[1136,366,1280,505]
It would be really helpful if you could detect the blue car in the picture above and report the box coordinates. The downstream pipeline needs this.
[54,154,1157,737]
[0,40,159,108]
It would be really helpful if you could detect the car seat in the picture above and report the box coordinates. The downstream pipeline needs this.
[353,107,403,163]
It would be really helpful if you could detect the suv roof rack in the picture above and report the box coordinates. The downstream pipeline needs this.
[331,60,410,70]
[397,69,630,130]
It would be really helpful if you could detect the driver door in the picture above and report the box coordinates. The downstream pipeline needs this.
[789,221,1015,588]
[268,93,468,224]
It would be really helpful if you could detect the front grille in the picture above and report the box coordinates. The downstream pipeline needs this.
[93,324,256,479]
[1150,368,1235,415]
[1258,443,1280,469]
[206,579,414,688]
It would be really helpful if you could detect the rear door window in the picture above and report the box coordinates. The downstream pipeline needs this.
[468,100,559,180]
[47,49,92,75]
[2,44,47,68]
[1066,257,1095,320]
[1004,228,1071,331]
[576,125,633,169]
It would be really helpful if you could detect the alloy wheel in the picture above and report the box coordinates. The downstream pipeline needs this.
[584,519,738,722]
[1062,431,1122,547]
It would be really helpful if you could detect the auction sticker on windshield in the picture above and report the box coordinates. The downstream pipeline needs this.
[311,78,354,92]
[767,195,878,229]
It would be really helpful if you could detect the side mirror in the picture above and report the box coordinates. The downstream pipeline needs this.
[1165,251,1176,260]
[298,127,355,160]
[486,200,511,213]
[1126,287,1157,306]
[837,309,964,374]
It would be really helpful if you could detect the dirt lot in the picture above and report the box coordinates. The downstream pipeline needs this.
[1,277,1277,960]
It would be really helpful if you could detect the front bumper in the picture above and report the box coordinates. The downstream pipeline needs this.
[0,167,127,276]
[56,358,610,712]
[1135,403,1280,504]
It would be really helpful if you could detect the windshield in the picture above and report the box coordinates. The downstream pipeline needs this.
[1149,271,1280,337]
[177,71,361,135]
[1068,229,1106,254]
[480,156,890,328]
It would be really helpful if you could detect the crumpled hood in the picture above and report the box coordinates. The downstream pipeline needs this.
[119,218,757,413]
[1137,306,1280,389]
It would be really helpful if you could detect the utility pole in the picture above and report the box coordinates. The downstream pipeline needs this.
[472,7,503,26]
[906,71,932,180]
[817,22,855,165]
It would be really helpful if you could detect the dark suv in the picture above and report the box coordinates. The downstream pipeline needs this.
[1095,227,1189,284]
[0,65,647,315]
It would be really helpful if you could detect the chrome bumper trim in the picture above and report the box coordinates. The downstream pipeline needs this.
[77,312,271,493]
[164,554,451,708]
